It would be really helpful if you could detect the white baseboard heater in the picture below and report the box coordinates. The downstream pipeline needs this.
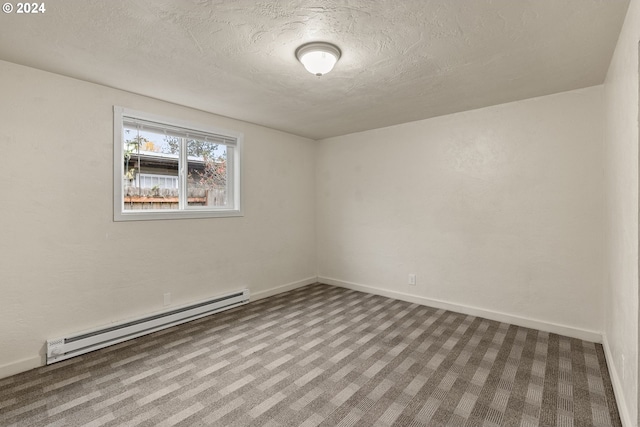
[46,288,250,365]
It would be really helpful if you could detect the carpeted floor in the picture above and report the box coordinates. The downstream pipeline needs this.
[0,284,621,426]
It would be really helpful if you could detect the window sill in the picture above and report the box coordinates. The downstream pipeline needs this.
[114,209,243,222]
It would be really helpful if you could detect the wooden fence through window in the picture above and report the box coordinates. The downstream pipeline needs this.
[123,187,226,210]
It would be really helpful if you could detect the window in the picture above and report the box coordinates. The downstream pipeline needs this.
[138,174,179,190]
[114,106,242,221]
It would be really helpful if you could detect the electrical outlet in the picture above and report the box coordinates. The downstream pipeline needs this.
[408,274,416,286]
[163,293,171,307]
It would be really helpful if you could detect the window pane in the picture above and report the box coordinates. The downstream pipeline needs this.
[122,128,180,211]
[186,139,227,208]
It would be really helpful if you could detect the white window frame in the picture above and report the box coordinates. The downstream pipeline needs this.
[114,106,243,221]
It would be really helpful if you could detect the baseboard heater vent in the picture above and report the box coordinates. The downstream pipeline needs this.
[46,288,250,364]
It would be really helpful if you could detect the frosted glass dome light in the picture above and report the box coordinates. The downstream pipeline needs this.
[296,42,341,76]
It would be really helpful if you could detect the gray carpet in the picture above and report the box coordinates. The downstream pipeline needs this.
[0,284,621,426]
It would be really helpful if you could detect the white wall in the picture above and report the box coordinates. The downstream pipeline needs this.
[603,0,640,425]
[317,86,605,340]
[0,60,317,378]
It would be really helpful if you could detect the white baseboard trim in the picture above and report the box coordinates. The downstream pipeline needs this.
[251,276,318,301]
[319,277,602,343]
[0,356,42,380]
[602,335,634,427]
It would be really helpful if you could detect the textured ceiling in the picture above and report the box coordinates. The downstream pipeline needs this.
[0,0,630,139]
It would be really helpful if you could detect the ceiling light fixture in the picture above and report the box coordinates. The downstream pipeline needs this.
[295,42,341,76]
